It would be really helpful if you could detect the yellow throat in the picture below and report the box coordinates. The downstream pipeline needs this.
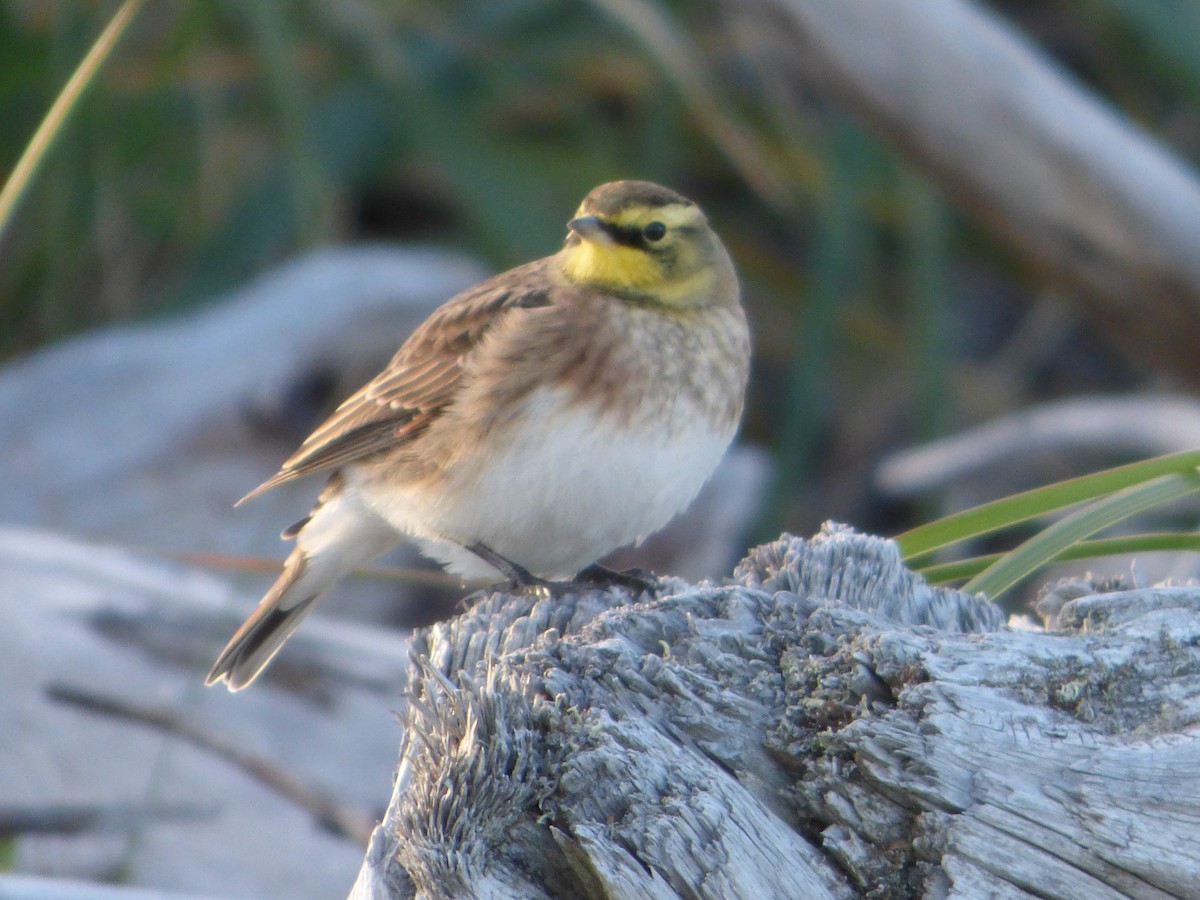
[559,201,720,307]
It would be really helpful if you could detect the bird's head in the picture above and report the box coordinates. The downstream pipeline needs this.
[560,180,734,308]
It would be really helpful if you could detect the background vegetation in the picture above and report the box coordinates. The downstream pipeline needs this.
[2,0,1199,551]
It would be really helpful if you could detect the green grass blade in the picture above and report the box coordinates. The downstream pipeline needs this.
[0,0,145,243]
[894,448,1200,558]
[916,553,1001,585]
[960,472,1200,599]
[915,531,1200,585]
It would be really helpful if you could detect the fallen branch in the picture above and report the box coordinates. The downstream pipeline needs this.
[875,395,1200,496]
[46,683,377,845]
[723,0,1200,386]
[0,802,212,839]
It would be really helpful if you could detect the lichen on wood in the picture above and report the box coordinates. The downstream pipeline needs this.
[351,525,1200,899]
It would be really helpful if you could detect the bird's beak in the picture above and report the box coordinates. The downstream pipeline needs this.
[568,215,614,246]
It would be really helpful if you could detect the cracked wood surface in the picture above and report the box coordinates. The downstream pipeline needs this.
[350,525,1200,898]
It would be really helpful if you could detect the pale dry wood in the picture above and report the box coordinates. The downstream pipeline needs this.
[723,0,1200,387]
[352,526,1200,898]
[0,526,409,897]
[0,802,213,839]
[0,874,214,900]
[44,684,376,844]
[876,395,1200,497]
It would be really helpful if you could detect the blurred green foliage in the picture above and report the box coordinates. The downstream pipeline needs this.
[1,0,1198,540]
[1,0,736,348]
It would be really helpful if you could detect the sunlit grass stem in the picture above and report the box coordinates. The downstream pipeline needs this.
[0,0,145,245]
[916,531,1200,584]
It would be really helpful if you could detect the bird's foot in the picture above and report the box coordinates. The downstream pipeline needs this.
[573,563,659,595]
[505,567,658,599]
[467,542,557,595]
[466,543,658,598]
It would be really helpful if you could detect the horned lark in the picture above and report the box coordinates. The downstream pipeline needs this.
[207,180,750,689]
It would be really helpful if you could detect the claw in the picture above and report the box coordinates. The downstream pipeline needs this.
[465,542,658,598]
[574,563,658,594]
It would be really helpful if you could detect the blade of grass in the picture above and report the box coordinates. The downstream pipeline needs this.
[0,0,145,243]
[915,531,1200,584]
[961,471,1200,599]
[894,448,1200,559]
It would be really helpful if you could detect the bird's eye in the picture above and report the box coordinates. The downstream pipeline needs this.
[642,221,667,242]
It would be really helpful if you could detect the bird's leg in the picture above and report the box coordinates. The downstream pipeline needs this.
[574,563,658,594]
[465,542,551,592]
[464,543,658,597]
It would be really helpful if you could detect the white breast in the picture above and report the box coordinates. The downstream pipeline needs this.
[368,386,737,579]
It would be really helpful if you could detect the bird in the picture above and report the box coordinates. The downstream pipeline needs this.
[207,180,751,690]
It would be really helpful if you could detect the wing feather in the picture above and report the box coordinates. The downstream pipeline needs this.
[238,265,554,503]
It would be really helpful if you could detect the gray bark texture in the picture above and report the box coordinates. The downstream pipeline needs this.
[350,525,1200,899]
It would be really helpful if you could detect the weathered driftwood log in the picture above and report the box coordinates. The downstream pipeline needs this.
[349,525,1200,898]
[722,0,1200,388]
[0,525,408,897]
[876,395,1200,499]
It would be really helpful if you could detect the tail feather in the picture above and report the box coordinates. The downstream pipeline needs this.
[206,550,325,690]
[208,476,399,690]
